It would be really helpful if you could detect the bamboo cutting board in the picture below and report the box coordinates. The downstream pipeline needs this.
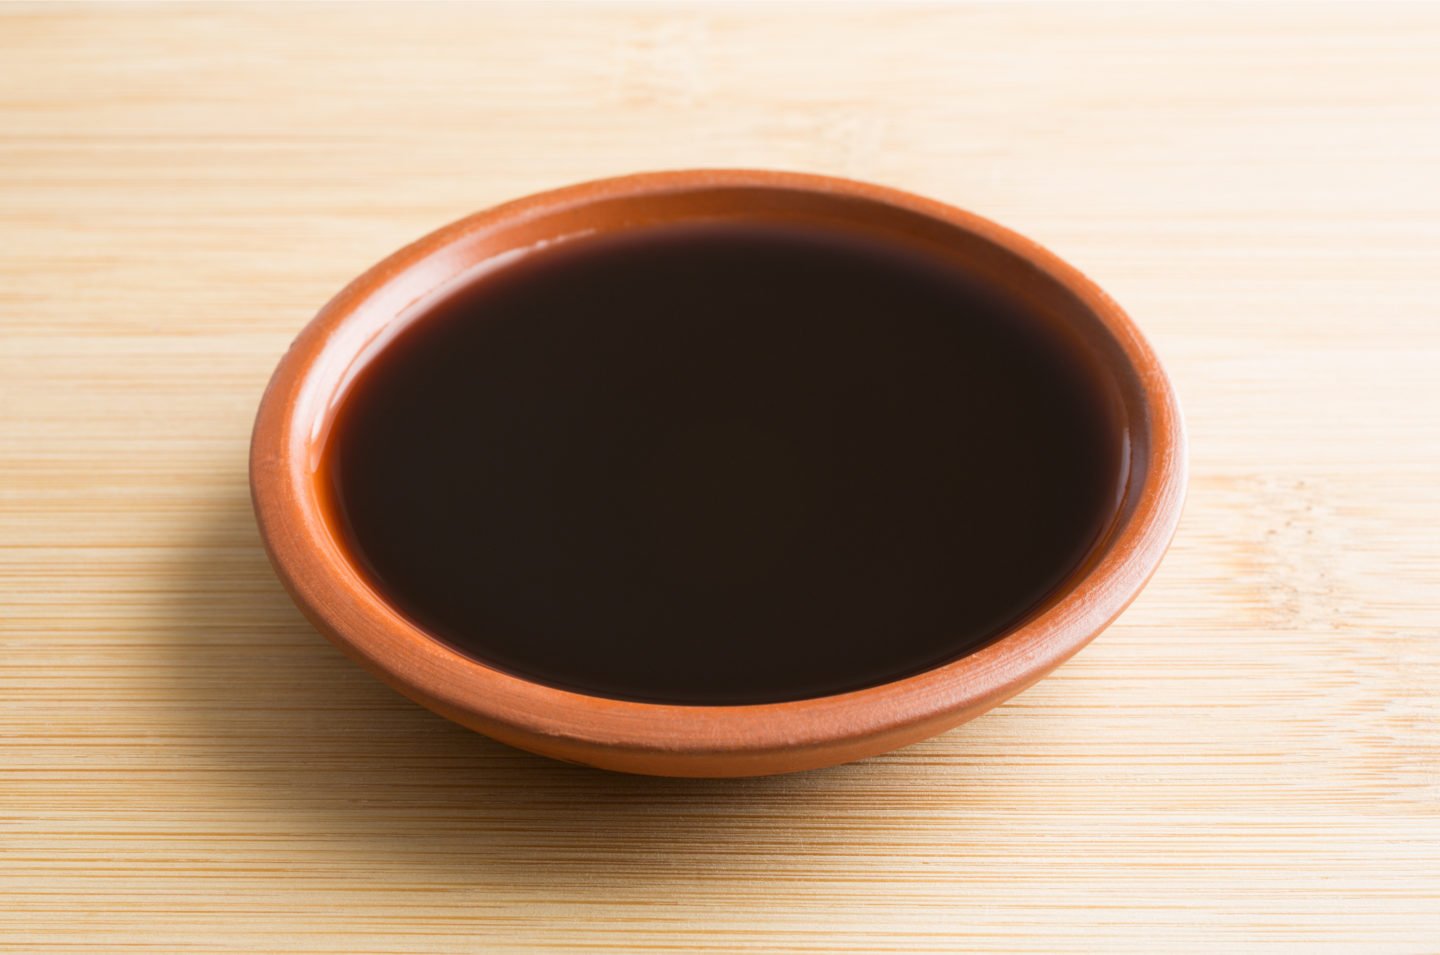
[2,4,1437,952]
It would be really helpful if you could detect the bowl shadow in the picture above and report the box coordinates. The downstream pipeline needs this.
[163,481,1007,889]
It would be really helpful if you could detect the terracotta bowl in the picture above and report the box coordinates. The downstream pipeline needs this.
[250,170,1186,777]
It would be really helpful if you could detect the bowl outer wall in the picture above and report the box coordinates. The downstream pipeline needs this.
[249,169,1187,777]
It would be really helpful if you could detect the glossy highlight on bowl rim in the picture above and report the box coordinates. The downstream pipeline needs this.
[250,169,1187,777]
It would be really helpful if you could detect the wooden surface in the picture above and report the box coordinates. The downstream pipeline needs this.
[3,3,1438,952]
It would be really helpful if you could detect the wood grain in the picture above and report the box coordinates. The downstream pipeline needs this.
[2,3,1437,952]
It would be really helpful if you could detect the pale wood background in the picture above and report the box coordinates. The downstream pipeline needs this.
[3,3,1438,952]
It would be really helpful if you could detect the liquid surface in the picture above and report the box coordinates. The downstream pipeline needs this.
[324,221,1124,704]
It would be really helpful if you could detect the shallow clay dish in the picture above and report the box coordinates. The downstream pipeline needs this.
[250,170,1186,777]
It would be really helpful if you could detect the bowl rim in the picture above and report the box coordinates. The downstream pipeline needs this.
[250,169,1186,772]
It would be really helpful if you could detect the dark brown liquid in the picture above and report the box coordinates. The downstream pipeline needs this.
[323,221,1124,704]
